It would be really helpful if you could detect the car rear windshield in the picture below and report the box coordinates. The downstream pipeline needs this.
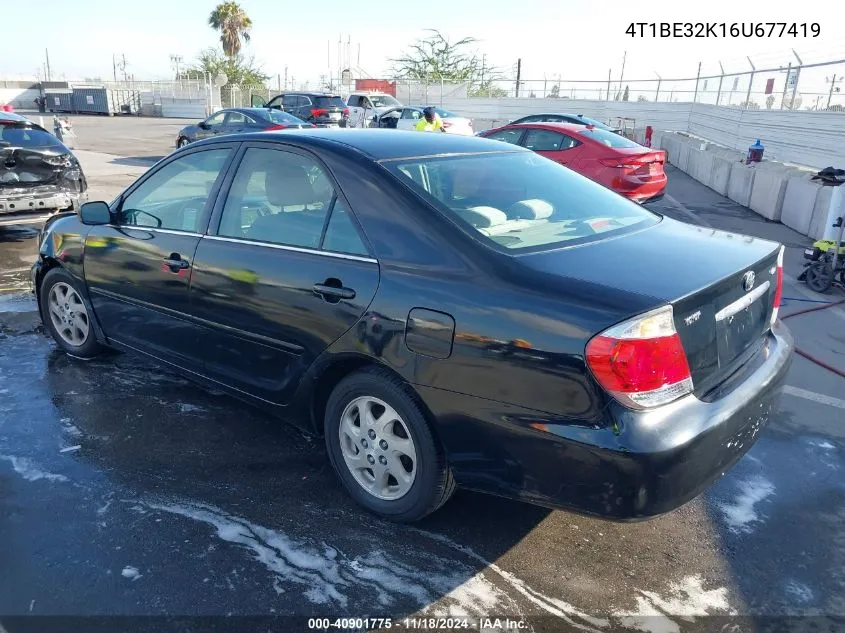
[315,96,346,109]
[579,128,641,148]
[0,123,62,148]
[578,117,611,130]
[434,108,456,118]
[387,151,658,252]
[267,109,302,124]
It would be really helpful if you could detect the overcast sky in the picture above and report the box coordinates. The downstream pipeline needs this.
[3,0,844,86]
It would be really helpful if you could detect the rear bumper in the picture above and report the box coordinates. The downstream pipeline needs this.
[0,191,84,226]
[424,322,793,519]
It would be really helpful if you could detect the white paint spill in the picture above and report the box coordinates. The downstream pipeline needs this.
[613,575,734,633]
[178,403,205,414]
[59,445,81,453]
[717,475,775,534]
[121,566,142,581]
[0,455,68,482]
[144,499,530,620]
[785,580,814,604]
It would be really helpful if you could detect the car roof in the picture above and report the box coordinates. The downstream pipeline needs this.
[520,113,588,119]
[188,128,524,161]
[507,122,593,133]
[0,112,31,123]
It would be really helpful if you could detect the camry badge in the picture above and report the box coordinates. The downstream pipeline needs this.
[742,271,756,292]
[684,310,701,326]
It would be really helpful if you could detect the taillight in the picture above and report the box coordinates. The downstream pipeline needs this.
[311,108,328,117]
[771,245,784,325]
[442,121,453,128]
[586,305,693,409]
[599,157,643,170]
[343,108,349,117]
[265,124,287,131]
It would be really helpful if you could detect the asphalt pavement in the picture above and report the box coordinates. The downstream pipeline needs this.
[1,119,844,632]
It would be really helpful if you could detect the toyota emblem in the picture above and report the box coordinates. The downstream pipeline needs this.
[742,271,755,292]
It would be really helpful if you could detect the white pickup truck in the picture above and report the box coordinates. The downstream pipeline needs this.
[344,92,403,128]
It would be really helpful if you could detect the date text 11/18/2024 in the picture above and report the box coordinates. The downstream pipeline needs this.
[307,617,529,630]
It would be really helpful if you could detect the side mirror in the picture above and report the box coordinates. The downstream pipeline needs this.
[198,121,210,130]
[79,201,112,226]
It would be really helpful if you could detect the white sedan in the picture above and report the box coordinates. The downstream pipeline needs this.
[374,106,474,136]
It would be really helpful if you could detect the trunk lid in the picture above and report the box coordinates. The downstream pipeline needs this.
[520,217,780,396]
[1,146,73,188]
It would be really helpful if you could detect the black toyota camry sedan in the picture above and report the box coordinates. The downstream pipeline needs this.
[31,130,793,522]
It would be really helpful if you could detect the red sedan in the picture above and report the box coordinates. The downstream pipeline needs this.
[479,122,667,203]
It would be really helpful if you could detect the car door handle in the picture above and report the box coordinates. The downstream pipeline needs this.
[163,255,190,271]
[313,283,356,300]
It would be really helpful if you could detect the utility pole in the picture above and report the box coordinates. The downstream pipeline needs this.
[45,48,52,82]
[113,54,118,82]
[744,57,756,108]
[606,68,611,101]
[828,74,841,109]
[780,61,792,109]
[277,74,281,91]
[515,58,521,98]
[480,54,486,94]
[284,65,288,91]
[617,51,626,99]
[789,49,802,110]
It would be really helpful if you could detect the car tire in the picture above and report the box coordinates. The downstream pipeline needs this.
[40,267,104,359]
[324,367,456,522]
[177,137,190,148]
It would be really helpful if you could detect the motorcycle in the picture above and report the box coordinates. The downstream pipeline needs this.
[799,216,845,293]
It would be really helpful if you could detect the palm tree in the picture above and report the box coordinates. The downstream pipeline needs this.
[208,2,253,58]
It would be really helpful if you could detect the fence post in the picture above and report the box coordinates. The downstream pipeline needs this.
[828,73,838,109]
[744,57,756,109]
[655,72,661,101]
[606,68,611,101]
[780,62,791,109]
[692,61,701,102]
[716,62,724,105]
[789,49,803,110]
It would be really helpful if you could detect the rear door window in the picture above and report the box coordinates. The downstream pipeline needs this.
[522,129,581,151]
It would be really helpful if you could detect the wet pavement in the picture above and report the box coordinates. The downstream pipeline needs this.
[1,138,845,631]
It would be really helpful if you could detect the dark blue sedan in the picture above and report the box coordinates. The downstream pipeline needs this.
[176,108,313,147]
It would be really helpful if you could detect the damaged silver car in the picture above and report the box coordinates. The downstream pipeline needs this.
[0,112,87,227]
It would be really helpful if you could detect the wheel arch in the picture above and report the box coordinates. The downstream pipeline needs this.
[305,354,432,438]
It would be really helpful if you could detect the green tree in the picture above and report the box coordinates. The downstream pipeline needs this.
[392,30,505,96]
[181,48,268,87]
[208,1,253,57]
[549,84,560,98]
[622,85,630,101]
[765,94,775,109]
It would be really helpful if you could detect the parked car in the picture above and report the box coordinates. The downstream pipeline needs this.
[479,122,667,203]
[260,92,349,128]
[0,111,87,227]
[32,129,792,523]
[176,108,313,147]
[345,92,402,128]
[510,113,620,133]
[375,106,474,135]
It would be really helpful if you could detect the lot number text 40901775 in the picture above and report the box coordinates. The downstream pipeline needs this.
[626,23,820,38]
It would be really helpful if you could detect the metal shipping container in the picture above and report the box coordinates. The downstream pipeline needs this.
[44,90,73,113]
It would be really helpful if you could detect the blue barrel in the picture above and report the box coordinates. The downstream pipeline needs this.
[44,90,73,113]
[746,139,764,164]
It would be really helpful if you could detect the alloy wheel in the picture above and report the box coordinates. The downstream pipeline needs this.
[338,396,417,500]
[48,282,90,347]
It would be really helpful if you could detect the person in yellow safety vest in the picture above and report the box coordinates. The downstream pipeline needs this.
[415,107,445,133]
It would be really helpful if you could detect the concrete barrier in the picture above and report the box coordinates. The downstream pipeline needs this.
[688,149,716,185]
[675,139,691,172]
[808,186,835,239]
[748,166,800,221]
[727,163,757,207]
[781,176,821,235]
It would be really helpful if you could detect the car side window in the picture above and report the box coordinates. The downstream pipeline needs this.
[267,96,283,110]
[225,112,248,125]
[519,115,540,123]
[282,95,298,110]
[205,112,226,126]
[298,96,312,107]
[485,129,523,145]
[522,129,570,151]
[218,148,335,249]
[322,200,369,256]
[400,108,416,120]
[119,149,231,232]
